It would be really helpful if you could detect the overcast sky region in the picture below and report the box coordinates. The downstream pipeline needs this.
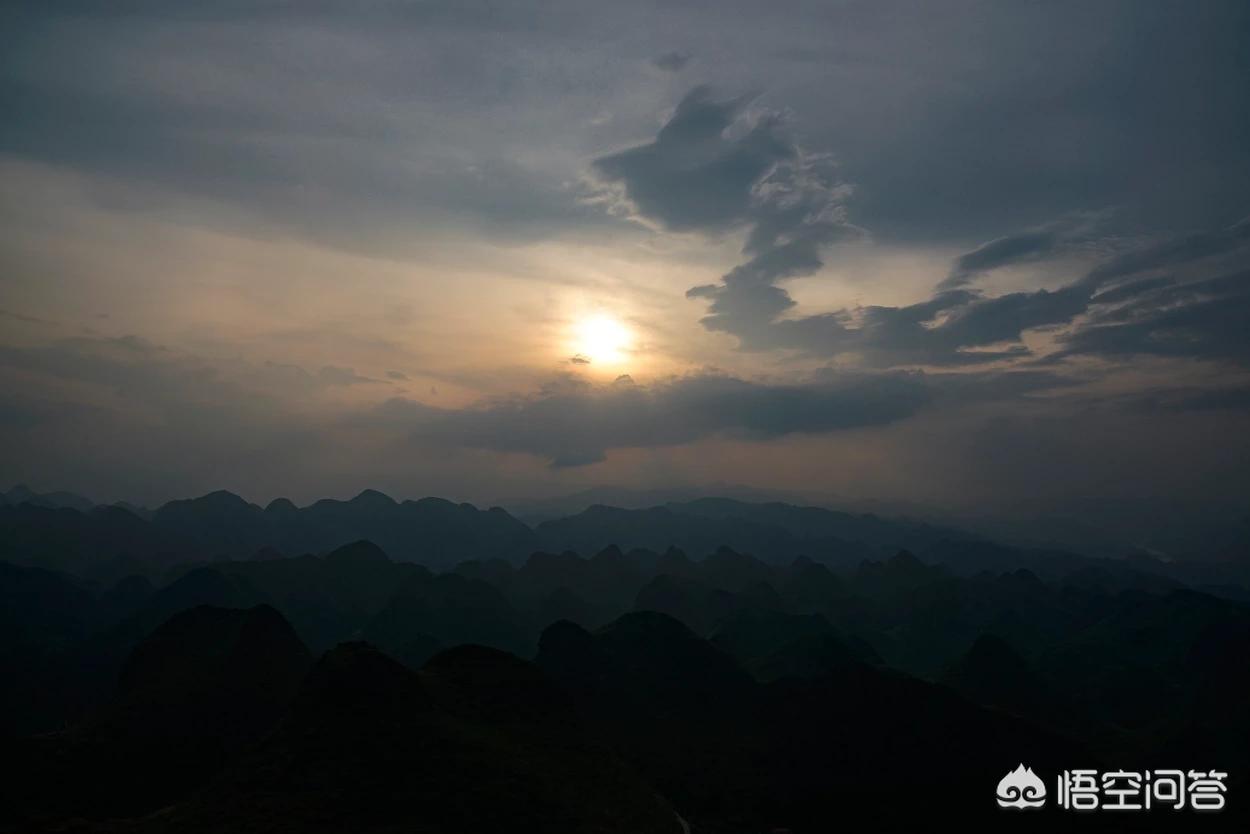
[2,1,1249,541]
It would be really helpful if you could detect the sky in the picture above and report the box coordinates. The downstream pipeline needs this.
[2,1,1249,543]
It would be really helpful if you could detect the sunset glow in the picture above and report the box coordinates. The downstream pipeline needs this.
[572,314,632,365]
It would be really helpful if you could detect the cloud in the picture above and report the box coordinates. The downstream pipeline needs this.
[568,354,591,365]
[1056,268,1250,363]
[682,265,1093,367]
[1082,216,1250,285]
[381,370,932,467]
[386,370,410,381]
[597,86,868,356]
[317,366,379,386]
[0,308,57,326]
[0,8,624,258]
[651,51,691,72]
[1166,385,1250,412]
[601,90,1250,368]
[594,87,797,233]
[595,84,1250,368]
[596,88,1106,365]
[708,212,1250,367]
[1123,383,1250,414]
[923,226,1250,367]
[940,228,1062,291]
[2,331,1245,528]
[364,367,1078,469]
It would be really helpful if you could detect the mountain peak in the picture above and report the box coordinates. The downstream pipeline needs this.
[191,489,251,508]
[350,488,396,507]
[592,544,624,562]
[324,539,391,566]
[294,641,428,717]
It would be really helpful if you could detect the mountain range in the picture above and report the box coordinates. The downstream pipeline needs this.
[4,486,1248,593]
[4,489,1249,830]
[4,485,1250,829]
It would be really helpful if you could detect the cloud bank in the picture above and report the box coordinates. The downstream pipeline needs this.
[598,90,1250,369]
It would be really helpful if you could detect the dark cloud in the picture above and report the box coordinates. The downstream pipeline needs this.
[723,215,1247,367]
[924,231,1250,367]
[317,366,379,386]
[598,87,1096,365]
[0,308,56,326]
[817,2,1250,240]
[386,370,409,381]
[920,369,1080,403]
[1123,383,1250,415]
[373,367,1079,467]
[597,86,868,360]
[6,0,1250,255]
[594,87,796,233]
[2,332,1245,529]
[651,51,691,72]
[383,371,932,467]
[1057,268,1250,363]
[1082,217,1250,285]
[1167,385,1250,412]
[0,6,623,256]
[939,229,1061,291]
[602,90,1250,368]
[1087,275,1175,306]
[569,354,591,365]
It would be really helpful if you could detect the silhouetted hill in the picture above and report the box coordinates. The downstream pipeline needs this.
[710,609,877,681]
[0,490,539,576]
[0,561,102,733]
[2,484,94,512]
[5,488,1248,598]
[10,604,313,823]
[133,641,680,833]
[534,498,982,567]
[362,572,529,666]
[0,560,166,734]
[114,541,430,653]
[506,483,809,523]
[535,503,853,564]
[153,490,271,557]
[634,573,740,635]
[116,604,311,712]
[536,611,1082,830]
[5,493,1250,830]
[510,545,650,615]
[942,633,1090,739]
[0,503,187,580]
[151,489,538,568]
[670,496,972,549]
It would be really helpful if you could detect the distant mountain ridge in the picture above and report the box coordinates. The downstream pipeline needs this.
[4,486,981,576]
[504,483,813,523]
[0,488,538,577]
[535,498,978,567]
[152,488,538,566]
[1,484,94,512]
[3,485,1247,591]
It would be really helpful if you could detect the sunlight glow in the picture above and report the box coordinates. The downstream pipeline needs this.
[573,314,632,364]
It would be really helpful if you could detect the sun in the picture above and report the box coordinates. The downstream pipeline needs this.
[573,314,632,364]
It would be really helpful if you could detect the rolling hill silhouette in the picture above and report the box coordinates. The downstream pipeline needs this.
[2,488,1249,830]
